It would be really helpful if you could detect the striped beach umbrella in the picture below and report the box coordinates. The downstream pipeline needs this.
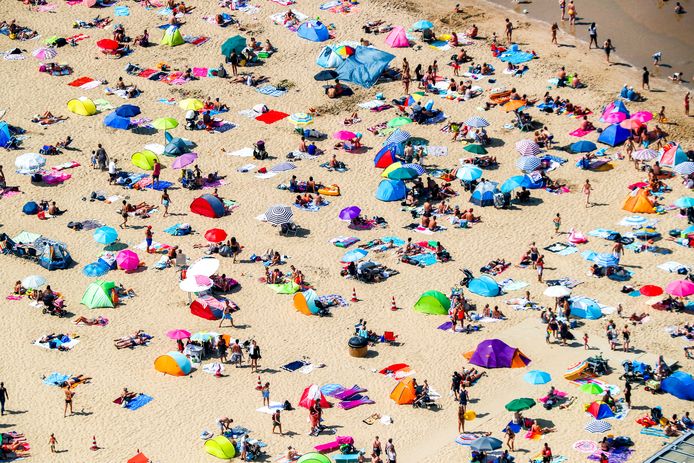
[456,165,483,182]
[401,163,426,175]
[33,47,57,60]
[288,113,313,126]
[585,419,612,433]
[515,139,542,156]
[631,149,659,161]
[516,156,541,172]
[593,253,619,268]
[464,116,489,128]
[264,205,293,225]
[673,162,694,176]
[619,215,648,227]
[385,129,411,145]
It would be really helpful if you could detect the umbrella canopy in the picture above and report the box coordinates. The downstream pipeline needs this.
[387,116,413,128]
[339,206,361,221]
[516,139,542,156]
[172,152,197,169]
[314,69,339,81]
[516,156,541,172]
[463,144,488,155]
[191,331,219,342]
[204,228,227,243]
[152,117,179,130]
[580,383,604,395]
[631,111,653,123]
[631,149,659,161]
[115,104,141,118]
[221,35,247,56]
[603,111,627,124]
[674,196,694,208]
[385,129,411,145]
[179,274,213,292]
[82,261,110,277]
[96,39,119,50]
[464,116,490,128]
[456,165,483,182]
[93,226,118,245]
[500,175,533,193]
[543,285,571,298]
[265,205,293,225]
[620,118,643,130]
[289,113,313,126]
[524,370,551,385]
[503,99,526,112]
[666,279,694,297]
[22,275,47,290]
[620,215,648,227]
[593,253,619,268]
[505,397,536,411]
[178,98,203,111]
[639,285,663,297]
[412,20,434,30]
[585,419,612,433]
[333,130,356,141]
[166,329,191,340]
[384,164,418,180]
[188,257,220,277]
[470,437,502,451]
[33,47,57,60]
[116,250,139,271]
[334,45,355,58]
[674,162,694,176]
[103,112,131,130]
[15,152,46,173]
[401,163,426,175]
[341,248,367,262]
[570,140,597,153]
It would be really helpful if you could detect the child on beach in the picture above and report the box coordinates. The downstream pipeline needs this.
[553,213,561,234]
[49,433,57,453]
[583,333,589,350]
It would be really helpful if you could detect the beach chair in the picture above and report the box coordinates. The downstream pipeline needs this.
[381,331,399,345]
[280,222,299,237]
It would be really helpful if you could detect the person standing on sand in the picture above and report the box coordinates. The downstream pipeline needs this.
[272,409,282,434]
[642,67,650,90]
[385,439,396,463]
[567,1,577,25]
[458,400,466,433]
[559,0,566,20]
[0,382,8,416]
[588,23,598,49]
[624,381,632,408]
[505,18,513,43]
[551,23,558,45]
[402,58,411,94]
[63,388,74,417]
[553,213,561,235]
[161,189,171,217]
[145,226,153,253]
[536,254,545,282]
[603,39,613,63]
[504,425,515,451]
[685,92,690,116]
[49,433,57,453]
[582,179,593,207]
[542,443,553,463]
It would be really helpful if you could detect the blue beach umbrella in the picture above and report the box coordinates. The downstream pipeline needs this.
[500,175,533,193]
[674,197,694,208]
[385,129,411,145]
[594,253,619,268]
[93,226,118,245]
[115,104,141,118]
[456,165,482,182]
[524,370,551,385]
[412,20,434,31]
[570,140,597,153]
[82,261,110,277]
[342,249,368,262]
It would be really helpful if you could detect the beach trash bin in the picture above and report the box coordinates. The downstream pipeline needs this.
[348,336,368,358]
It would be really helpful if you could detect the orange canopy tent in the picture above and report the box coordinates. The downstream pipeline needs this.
[390,377,416,405]
[622,188,655,214]
[128,453,150,463]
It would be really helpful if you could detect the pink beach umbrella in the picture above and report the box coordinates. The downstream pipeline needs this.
[619,119,643,130]
[665,280,694,298]
[631,111,653,124]
[33,47,57,60]
[333,130,356,141]
[166,329,191,340]
[515,139,542,156]
[116,249,140,271]
[172,152,197,169]
[603,112,627,124]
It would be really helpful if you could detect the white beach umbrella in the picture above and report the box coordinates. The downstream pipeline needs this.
[15,152,46,174]
[22,275,47,289]
[188,257,220,277]
[179,275,213,292]
[543,286,571,298]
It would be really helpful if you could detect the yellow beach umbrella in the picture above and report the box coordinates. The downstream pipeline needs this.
[178,99,203,111]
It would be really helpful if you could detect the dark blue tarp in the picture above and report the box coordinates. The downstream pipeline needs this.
[335,46,395,89]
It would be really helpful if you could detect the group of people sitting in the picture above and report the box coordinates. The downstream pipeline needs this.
[295,193,325,208]
[539,92,591,116]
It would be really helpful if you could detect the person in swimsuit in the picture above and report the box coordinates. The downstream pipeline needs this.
[161,189,171,217]
[63,388,74,417]
[272,410,282,434]
[261,382,270,406]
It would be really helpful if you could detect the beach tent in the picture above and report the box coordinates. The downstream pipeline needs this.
[661,371,694,401]
[335,46,395,89]
[375,179,406,202]
[164,137,195,157]
[154,351,192,376]
[316,46,344,68]
[298,453,331,463]
[598,124,630,147]
[297,20,330,42]
[0,122,11,147]
[190,298,222,320]
[131,150,158,170]
[127,453,150,463]
[390,377,417,404]
[470,181,500,207]
[81,280,115,308]
[299,384,332,408]
[600,100,629,122]
[413,290,450,315]
[190,194,225,218]
[570,298,602,319]
[385,26,409,48]
[67,97,97,116]
[161,26,184,47]
[464,339,531,369]
[39,243,73,270]
[587,401,615,419]
[374,143,399,168]
[104,112,130,130]
[220,35,246,57]
[659,144,688,168]
[293,289,319,315]
[204,435,236,459]
[622,188,655,214]
[468,275,500,297]
[22,201,39,215]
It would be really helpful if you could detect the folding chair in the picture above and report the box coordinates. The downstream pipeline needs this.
[381,331,399,345]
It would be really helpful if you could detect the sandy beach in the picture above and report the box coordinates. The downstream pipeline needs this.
[0,0,692,462]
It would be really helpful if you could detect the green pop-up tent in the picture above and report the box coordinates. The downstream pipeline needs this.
[81,280,115,308]
[413,290,450,315]
[221,35,246,57]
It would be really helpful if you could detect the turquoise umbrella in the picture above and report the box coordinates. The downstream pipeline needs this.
[93,226,118,245]
[500,175,533,193]
[523,370,551,385]
[674,197,694,208]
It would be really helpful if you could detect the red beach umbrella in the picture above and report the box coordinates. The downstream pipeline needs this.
[204,228,227,243]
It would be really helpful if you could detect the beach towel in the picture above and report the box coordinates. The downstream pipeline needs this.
[114,5,130,16]
[227,147,254,157]
[43,372,70,386]
[184,35,210,46]
[657,261,689,273]
[331,236,359,248]
[569,128,594,138]
[317,294,349,307]
[587,447,634,463]
[93,98,114,111]
[426,146,447,157]
[338,396,374,410]
[281,360,309,372]
[455,433,482,446]
[34,338,80,350]
[293,201,329,212]
[114,393,153,411]
[256,110,289,124]
[640,427,670,438]
[255,85,288,97]
[408,252,438,266]
[256,402,284,414]
[68,76,95,87]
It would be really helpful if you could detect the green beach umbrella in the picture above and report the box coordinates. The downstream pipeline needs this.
[153,117,179,130]
[387,116,413,128]
[504,398,536,411]
[464,144,488,155]
[580,383,604,395]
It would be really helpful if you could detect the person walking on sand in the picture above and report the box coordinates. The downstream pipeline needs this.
[567,1,577,25]
[152,160,161,188]
[505,425,515,451]
[685,92,690,116]
[551,23,558,45]
[582,179,593,207]
[458,400,466,433]
[642,67,650,90]
[261,382,270,406]
[603,39,613,63]
[49,433,57,453]
[622,325,631,352]
[0,382,8,416]
[120,200,129,229]
[505,18,513,43]
[161,189,171,217]
[559,0,566,20]
[536,254,545,282]
[588,23,598,49]
[248,340,261,373]
[272,409,282,434]
[583,333,589,350]
[553,213,561,235]
[624,381,632,408]
[217,335,228,363]
[63,388,74,417]
[145,226,153,253]
[372,437,383,461]
[219,302,234,328]
[385,439,396,463]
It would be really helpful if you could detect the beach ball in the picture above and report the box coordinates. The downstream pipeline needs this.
[464,410,477,421]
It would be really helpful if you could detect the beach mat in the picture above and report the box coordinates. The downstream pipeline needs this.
[114,393,153,411]
[256,110,289,124]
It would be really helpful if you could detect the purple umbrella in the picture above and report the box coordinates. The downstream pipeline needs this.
[172,152,197,170]
[339,206,361,221]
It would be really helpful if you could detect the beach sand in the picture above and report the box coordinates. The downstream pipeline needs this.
[0,0,692,462]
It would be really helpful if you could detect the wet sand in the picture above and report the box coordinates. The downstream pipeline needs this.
[488,0,694,87]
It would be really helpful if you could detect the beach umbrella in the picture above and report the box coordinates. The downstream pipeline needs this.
[204,228,227,243]
[178,98,203,111]
[115,104,141,118]
[32,47,57,60]
[463,144,488,155]
[172,152,197,169]
[500,175,532,193]
[620,118,643,131]
[580,383,604,395]
[524,371,551,385]
[470,437,502,451]
[593,253,619,268]
[288,113,313,126]
[412,20,434,30]
[82,262,110,277]
[401,163,426,175]
[585,419,612,433]
[153,117,179,130]
[264,205,293,225]
[314,69,339,81]
[516,156,541,172]
[631,149,659,161]
[503,100,526,112]
[191,331,219,342]
[631,111,653,123]
[674,162,694,176]
[179,274,213,292]
[166,329,191,340]
[188,257,220,277]
[603,111,627,124]
[15,152,46,173]
[543,285,571,298]
[456,165,483,182]
[334,45,355,58]
[385,129,411,145]
[333,130,356,141]
[639,285,663,297]
[341,248,367,262]
[666,280,694,297]
[386,166,418,180]
[116,249,140,271]
[93,226,118,245]
[22,275,47,290]
[96,39,119,51]
[103,112,131,130]
[404,92,426,107]
[464,116,489,128]
[570,140,597,153]
[387,116,413,128]
[339,206,361,221]
[674,197,694,208]
[505,398,536,411]
[620,215,648,227]
[516,139,542,156]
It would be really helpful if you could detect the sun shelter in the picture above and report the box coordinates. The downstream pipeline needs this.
[298,453,331,463]
[661,371,694,401]
[204,435,236,459]
[468,275,500,297]
[131,150,158,170]
[464,339,531,369]
[622,188,655,214]
[598,124,630,147]
[0,122,12,147]
[164,137,195,157]
[375,179,407,202]
[221,35,246,57]
[316,46,344,68]
[299,384,332,408]
[335,46,395,88]
[293,289,319,315]
[154,351,192,376]
[470,181,500,207]
[587,401,615,419]
[81,280,116,308]
[127,452,151,463]
[190,298,223,320]
[659,143,688,168]
[297,20,330,42]
[374,143,399,168]
[385,26,410,48]
[390,377,417,404]
[190,194,225,218]
[570,298,603,319]
[161,26,184,47]
[413,290,450,315]
[67,97,97,116]
[39,242,73,270]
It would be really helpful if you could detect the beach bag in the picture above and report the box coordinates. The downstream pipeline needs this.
[283,400,293,411]
[31,173,43,183]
